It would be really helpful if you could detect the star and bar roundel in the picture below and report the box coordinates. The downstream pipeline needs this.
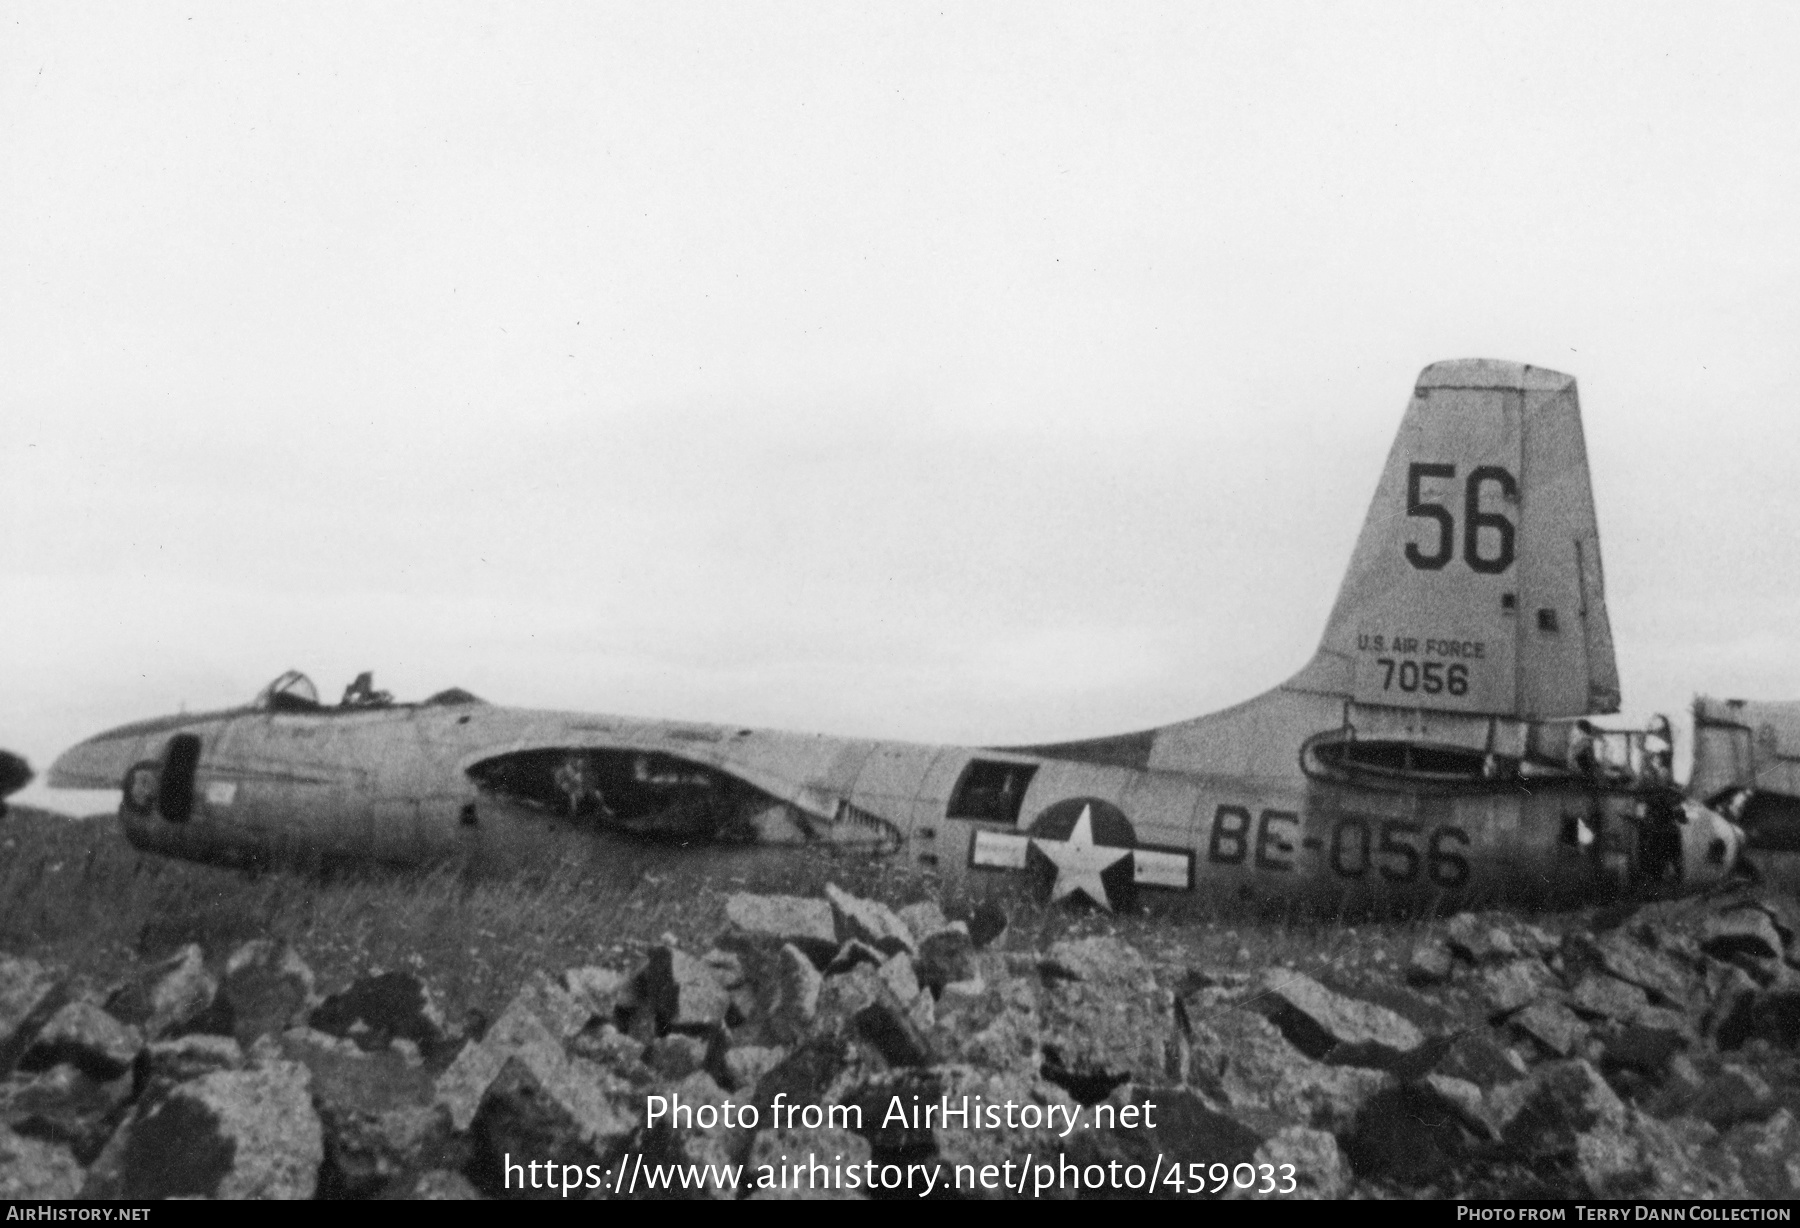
[968,797,1195,912]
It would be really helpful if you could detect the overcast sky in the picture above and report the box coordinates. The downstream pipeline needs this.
[6,4,1800,811]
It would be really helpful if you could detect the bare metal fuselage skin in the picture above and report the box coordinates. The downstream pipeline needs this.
[1692,696,1800,852]
[50,684,1739,913]
[49,359,1748,911]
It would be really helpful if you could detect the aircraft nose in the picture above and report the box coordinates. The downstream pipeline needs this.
[48,730,147,791]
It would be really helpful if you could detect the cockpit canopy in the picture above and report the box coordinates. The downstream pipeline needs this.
[250,670,484,712]
[254,670,321,711]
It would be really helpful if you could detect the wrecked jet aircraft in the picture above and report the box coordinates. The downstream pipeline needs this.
[1691,697,1800,853]
[49,360,1747,912]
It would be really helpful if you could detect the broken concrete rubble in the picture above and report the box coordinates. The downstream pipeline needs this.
[1181,994,1388,1134]
[3,877,1798,1199]
[636,947,731,1035]
[85,1061,324,1199]
[966,900,1008,950]
[1445,914,1521,965]
[1482,960,1560,1017]
[915,921,975,991]
[744,1124,871,1200]
[1724,1107,1800,1198]
[102,944,214,1040]
[21,1000,141,1082]
[1250,968,1424,1064]
[1038,938,1175,1100]
[1677,1063,1775,1130]
[1703,907,1789,964]
[209,940,317,1047]
[1511,999,1590,1058]
[1436,1030,1528,1088]
[1491,1058,1627,1158]
[1749,986,1800,1047]
[564,966,629,1019]
[1567,972,1650,1023]
[0,954,64,1073]
[0,1122,83,1198]
[1598,1023,1688,1080]
[465,1056,636,1198]
[1405,939,1454,987]
[310,970,447,1056]
[644,1033,708,1080]
[723,892,838,964]
[436,973,600,1134]
[1342,1078,1487,1185]
[824,883,915,958]
[897,901,950,944]
[1248,1124,1351,1199]
[824,938,884,976]
[722,1043,784,1090]
[0,1060,134,1163]
[139,1034,242,1095]
[1568,930,1694,1007]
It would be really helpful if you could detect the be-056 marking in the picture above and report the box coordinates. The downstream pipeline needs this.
[1206,805,1471,888]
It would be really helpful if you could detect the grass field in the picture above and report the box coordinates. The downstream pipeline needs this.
[0,805,956,1016]
[0,805,1485,1023]
[9,802,1795,1029]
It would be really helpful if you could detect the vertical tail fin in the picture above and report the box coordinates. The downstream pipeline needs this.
[1289,359,1618,719]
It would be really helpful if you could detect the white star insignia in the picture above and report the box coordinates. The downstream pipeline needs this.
[1030,803,1132,910]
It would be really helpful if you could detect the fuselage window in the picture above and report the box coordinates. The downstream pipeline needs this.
[947,760,1037,824]
[1407,744,1491,777]
[1309,737,1500,783]
[159,734,202,822]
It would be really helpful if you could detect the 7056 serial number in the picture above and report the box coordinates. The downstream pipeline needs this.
[1375,657,1468,696]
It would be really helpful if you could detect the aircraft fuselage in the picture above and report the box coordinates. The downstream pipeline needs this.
[52,689,1740,913]
[48,360,1752,913]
